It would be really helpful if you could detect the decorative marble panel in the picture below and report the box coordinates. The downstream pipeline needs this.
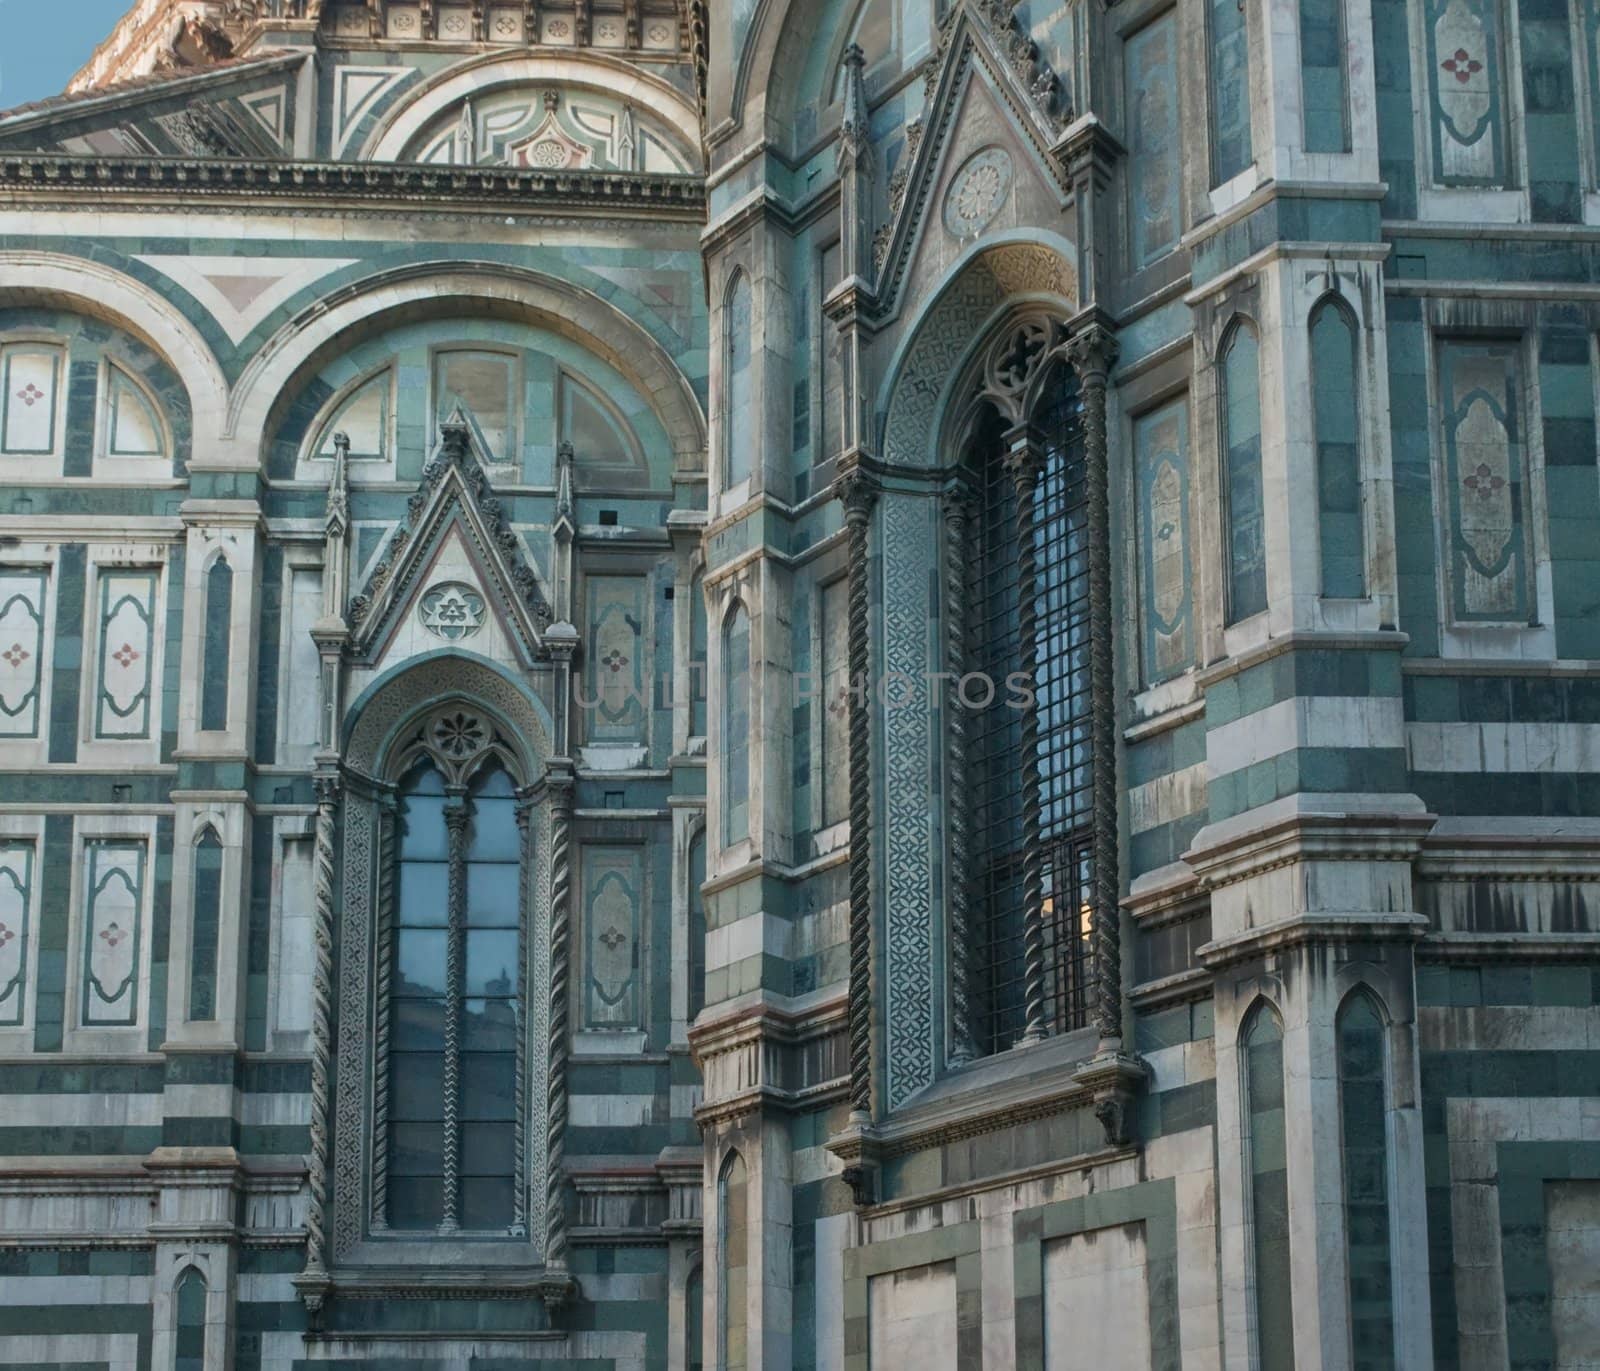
[1135,400,1194,684]
[0,843,33,1028]
[1125,14,1181,269]
[881,494,937,1109]
[0,569,46,738]
[105,365,166,459]
[316,370,390,460]
[81,840,145,1027]
[586,576,647,744]
[1,345,61,455]
[1437,340,1529,622]
[583,846,642,1029]
[434,350,516,465]
[821,577,850,827]
[1425,0,1507,185]
[94,569,158,740]
[1209,0,1254,183]
[869,1262,958,1371]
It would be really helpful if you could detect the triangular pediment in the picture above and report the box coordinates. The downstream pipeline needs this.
[0,53,304,158]
[347,411,553,668]
[870,2,1073,312]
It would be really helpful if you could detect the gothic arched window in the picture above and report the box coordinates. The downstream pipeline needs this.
[173,1267,206,1371]
[718,1151,749,1371]
[1309,299,1365,598]
[1242,1003,1295,1370]
[385,739,525,1234]
[723,604,751,844]
[1338,991,1395,1366]
[1221,321,1267,622]
[966,366,1092,1056]
[201,555,232,731]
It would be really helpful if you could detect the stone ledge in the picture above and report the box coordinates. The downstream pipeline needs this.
[0,155,707,215]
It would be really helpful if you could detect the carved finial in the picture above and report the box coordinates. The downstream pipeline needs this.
[617,103,637,168]
[544,89,560,112]
[456,99,476,162]
[839,42,869,160]
[555,440,576,523]
[326,432,350,537]
[440,405,472,461]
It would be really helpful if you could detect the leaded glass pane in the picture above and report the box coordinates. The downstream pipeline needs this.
[968,373,1092,1056]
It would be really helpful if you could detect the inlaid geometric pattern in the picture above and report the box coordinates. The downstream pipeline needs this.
[94,570,158,740]
[1425,0,1507,184]
[80,840,145,1028]
[583,846,642,1029]
[0,570,46,738]
[1135,401,1193,684]
[0,843,33,1028]
[1438,339,1529,622]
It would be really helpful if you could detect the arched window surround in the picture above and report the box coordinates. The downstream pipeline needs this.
[329,655,558,1270]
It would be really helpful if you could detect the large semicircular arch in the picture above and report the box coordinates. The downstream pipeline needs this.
[0,250,229,454]
[363,49,702,165]
[227,261,706,467]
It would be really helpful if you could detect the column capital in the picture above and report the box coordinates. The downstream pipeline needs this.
[1000,421,1046,492]
[834,460,879,525]
[1065,317,1120,387]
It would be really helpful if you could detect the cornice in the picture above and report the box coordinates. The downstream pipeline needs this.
[0,155,707,219]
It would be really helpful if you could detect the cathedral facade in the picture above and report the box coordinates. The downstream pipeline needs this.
[0,0,1597,1367]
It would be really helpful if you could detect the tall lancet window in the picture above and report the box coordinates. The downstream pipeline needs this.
[967,369,1093,1056]
[387,751,522,1232]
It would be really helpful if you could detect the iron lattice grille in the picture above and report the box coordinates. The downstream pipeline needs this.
[968,379,1093,1056]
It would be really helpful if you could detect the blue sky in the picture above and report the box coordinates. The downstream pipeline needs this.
[0,0,137,109]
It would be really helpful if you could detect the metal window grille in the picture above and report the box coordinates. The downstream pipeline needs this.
[967,375,1093,1055]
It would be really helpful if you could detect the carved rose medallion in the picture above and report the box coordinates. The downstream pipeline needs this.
[419,582,487,640]
[944,146,1013,240]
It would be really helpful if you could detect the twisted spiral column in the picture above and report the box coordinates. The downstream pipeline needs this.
[545,773,575,1268]
[303,774,339,1275]
[512,797,534,1238]
[943,484,978,1066]
[1067,324,1124,1045]
[440,795,469,1233]
[838,467,878,1120]
[1003,427,1048,1047]
[369,796,397,1231]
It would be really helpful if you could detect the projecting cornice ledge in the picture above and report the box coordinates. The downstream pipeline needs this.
[0,156,707,216]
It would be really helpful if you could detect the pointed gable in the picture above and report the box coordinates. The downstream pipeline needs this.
[346,411,553,669]
[870,1,1075,312]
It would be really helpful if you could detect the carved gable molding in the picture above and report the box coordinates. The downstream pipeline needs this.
[869,0,1074,307]
[346,409,554,666]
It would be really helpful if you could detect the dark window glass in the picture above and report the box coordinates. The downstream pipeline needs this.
[384,757,522,1233]
[968,373,1092,1056]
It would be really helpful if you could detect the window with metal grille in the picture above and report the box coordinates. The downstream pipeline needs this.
[966,370,1093,1056]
